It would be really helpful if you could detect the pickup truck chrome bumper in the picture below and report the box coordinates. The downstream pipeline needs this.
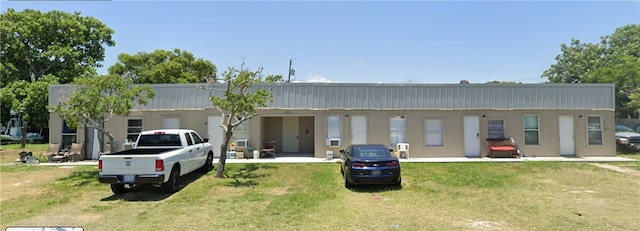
[99,174,165,184]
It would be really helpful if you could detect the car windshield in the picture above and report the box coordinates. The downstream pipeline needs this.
[616,125,635,132]
[354,147,390,158]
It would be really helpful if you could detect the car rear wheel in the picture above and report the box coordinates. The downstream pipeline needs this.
[162,167,181,193]
[394,178,402,187]
[344,173,353,189]
[110,184,129,194]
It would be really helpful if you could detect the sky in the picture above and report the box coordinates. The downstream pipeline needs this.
[1,0,638,84]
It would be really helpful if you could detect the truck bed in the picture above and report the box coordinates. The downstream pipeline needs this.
[106,148,178,155]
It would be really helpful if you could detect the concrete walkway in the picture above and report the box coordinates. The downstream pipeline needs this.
[31,156,638,166]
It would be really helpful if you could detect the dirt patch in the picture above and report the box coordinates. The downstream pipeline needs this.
[268,187,289,196]
[590,163,640,176]
[0,167,76,202]
[468,219,504,230]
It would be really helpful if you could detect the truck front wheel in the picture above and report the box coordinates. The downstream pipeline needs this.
[199,152,214,173]
[162,167,181,193]
[110,184,129,194]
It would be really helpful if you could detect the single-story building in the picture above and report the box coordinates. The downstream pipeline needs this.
[48,83,616,160]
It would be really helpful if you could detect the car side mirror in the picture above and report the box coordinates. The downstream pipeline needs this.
[339,150,345,154]
[203,138,209,143]
[389,149,394,152]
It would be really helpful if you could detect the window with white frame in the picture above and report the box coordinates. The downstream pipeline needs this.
[487,119,505,139]
[390,115,406,146]
[424,118,443,146]
[61,121,77,150]
[127,119,143,142]
[326,115,341,146]
[523,115,539,145]
[232,120,249,140]
[587,116,603,145]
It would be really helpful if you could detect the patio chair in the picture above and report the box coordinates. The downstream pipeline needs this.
[65,143,84,161]
[39,143,61,162]
[99,142,111,157]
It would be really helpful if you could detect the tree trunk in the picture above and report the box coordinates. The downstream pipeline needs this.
[215,129,234,178]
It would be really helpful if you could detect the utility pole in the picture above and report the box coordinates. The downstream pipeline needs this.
[287,58,295,83]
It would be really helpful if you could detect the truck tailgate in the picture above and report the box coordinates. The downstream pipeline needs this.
[100,155,159,175]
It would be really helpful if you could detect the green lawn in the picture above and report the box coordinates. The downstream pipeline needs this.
[1,160,638,230]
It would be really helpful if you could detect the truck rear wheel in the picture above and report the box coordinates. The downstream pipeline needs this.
[162,167,180,193]
[110,184,129,194]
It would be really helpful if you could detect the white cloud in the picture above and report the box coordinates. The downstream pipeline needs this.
[305,75,336,83]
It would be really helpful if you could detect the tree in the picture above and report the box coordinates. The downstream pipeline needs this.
[52,75,154,152]
[0,75,59,135]
[542,24,640,118]
[207,64,282,178]
[109,49,217,84]
[585,56,640,118]
[0,8,115,86]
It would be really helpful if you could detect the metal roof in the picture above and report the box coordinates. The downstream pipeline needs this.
[49,83,615,111]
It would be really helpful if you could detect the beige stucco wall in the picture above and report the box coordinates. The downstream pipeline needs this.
[49,108,615,159]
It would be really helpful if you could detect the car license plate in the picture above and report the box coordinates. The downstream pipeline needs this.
[371,170,381,176]
[123,175,135,182]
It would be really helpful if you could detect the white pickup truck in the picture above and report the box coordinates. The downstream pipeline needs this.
[98,129,214,194]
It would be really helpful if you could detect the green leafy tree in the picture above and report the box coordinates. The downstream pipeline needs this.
[207,64,282,178]
[52,75,154,152]
[109,49,217,84]
[585,56,640,118]
[0,75,59,134]
[0,8,115,86]
[542,24,640,118]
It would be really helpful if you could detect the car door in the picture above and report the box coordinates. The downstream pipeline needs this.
[182,132,198,173]
[190,132,207,166]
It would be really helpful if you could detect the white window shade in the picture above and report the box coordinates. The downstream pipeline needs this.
[326,115,341,146]
[425,119,443,146]
[390,116,406,146]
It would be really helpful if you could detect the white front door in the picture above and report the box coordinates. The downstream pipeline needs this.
[208,116,223,157]
[163,117,180,129]
[559,115,576,156]
[283,117,299,152]
[464,116,481,157]
[351,115,367,145]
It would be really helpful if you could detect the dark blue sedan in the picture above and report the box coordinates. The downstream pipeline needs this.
[340,144,401,188]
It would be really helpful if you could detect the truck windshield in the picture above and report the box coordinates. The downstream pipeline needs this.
[137,134,182,147]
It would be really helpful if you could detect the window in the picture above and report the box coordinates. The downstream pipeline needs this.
[61,121,77,150]
[326,115,341,146]
[523,115,539,145]
[191,132,203,144]
[163,117,180,129]
[232,120,249,140]
[184,133,194,146]
[587,116,603,145]
[127,119,143,142]
[390,115,406,146]
[424,119,443,146]
[487,119,505,139]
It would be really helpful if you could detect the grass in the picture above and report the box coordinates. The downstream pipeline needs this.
[0,160,638,231]
[0,143,49,164]
[1,146,638,230]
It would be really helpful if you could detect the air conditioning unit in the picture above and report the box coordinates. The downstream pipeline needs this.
[329,138,341,147]
[236,139,248,148]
